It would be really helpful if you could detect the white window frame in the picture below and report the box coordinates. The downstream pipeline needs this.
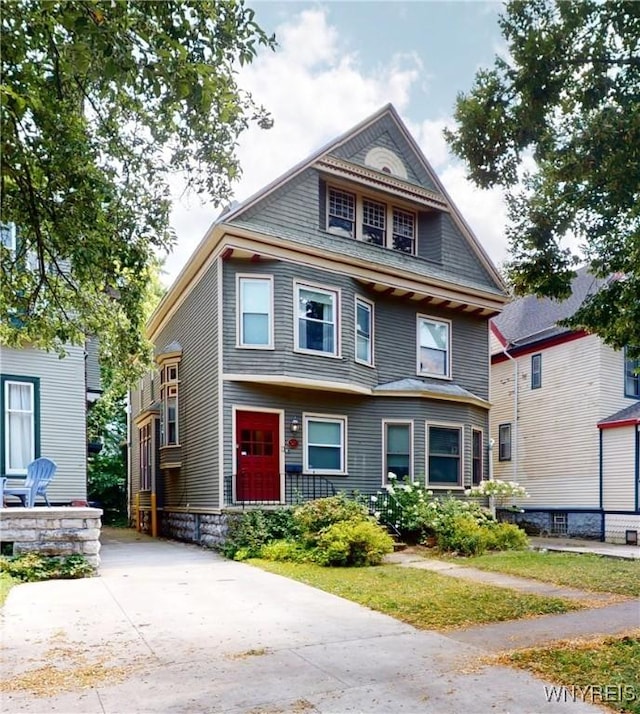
[0,222,16,251]
[416,314,452,379]
[236,274,274,349]
[426,422,464,489]
[355,296,374,366]
[160,361,180,447]
[303,413,347,475]
[382,420,413,484]
[498,423,512,462]
[4,379,35,475]
[326,185,416,255]
[294,281,341,358]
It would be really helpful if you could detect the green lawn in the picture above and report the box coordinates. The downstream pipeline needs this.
[252,560,581,631]
[502,632,640,714]
[0,572,18,606]
[441,550,640,597]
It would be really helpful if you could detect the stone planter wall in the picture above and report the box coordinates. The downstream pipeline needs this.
[0,507,103,568]
[159,510,230,549]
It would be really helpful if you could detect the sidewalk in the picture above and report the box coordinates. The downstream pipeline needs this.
[529,536,640,560]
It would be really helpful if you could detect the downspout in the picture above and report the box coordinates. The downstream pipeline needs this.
[599,427,604,542]
[502,346,519,483]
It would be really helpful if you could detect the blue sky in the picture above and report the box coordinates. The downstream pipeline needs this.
[166,1,508,285]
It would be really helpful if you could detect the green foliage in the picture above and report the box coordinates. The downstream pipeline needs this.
[222,508,298,560]
[313,519,394,567]
[446,0,640,356]
[0,553,94,582]
[373,476,436,541]
[293,494,369,543]
[489,522,530,551]
[259,539,309,563]
[1,1,276,380]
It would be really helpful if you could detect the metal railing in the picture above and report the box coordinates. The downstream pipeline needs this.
[223,472,336,508]
[360,489,403,538]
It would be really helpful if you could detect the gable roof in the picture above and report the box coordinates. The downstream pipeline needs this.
[491,266,608,349]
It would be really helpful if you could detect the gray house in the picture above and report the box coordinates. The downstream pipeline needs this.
[129,105,507,541]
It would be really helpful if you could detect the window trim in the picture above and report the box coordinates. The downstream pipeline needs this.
[354,296,375,367]
[138,418,154,492]
[531,353,542,389]
[416,314,452,380]
[472,428,483,486]
[1,375,40,476]
[426,422,464,489]
[236,273,275,350]
[160,360,180,447]
[382,420,413,484]
[303,412,347,476]
[624,348,640,399]
[326,184,416,255]
[294,281,341,358]
[498,423,512,462]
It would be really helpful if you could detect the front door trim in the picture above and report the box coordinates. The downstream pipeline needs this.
[232,405,285,503]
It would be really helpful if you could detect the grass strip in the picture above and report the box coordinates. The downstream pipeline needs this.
[252,560,581,631]
[441,551,640,597]
[0,572,18,607]
[498,632,640,713]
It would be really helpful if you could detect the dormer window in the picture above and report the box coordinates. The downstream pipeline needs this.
[326,186,415,255]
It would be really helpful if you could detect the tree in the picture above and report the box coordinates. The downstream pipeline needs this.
[446,0,640,357]
[1,1,275,381]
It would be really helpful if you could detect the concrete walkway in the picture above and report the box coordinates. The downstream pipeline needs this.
[0,530,635,714]
[529,537,640,560]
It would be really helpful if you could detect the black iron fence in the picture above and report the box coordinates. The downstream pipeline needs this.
[223,472,336,508]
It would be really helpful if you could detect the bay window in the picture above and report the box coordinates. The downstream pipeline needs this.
[304,414,346,474]
[296,283,339,356]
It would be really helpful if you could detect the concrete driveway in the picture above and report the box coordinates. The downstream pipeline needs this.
[1,530,601,713]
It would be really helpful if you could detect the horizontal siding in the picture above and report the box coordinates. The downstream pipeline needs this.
[491,335,601,508]
[602,426,636,511]
[224,381,488,494]
[1,346,86,502]
[84,337,102,393]
[598,342,638,419]
[223,258,490,401]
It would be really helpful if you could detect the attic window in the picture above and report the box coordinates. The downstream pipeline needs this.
[327,186,415,255]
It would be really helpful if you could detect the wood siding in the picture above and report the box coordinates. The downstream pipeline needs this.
[1,345,86,502]
[602,426,636,511]
[223,382,488,493]
[223,258,490,400]
[491,334,637,509]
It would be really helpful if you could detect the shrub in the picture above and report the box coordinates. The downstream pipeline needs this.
[293,494,368,543]
[314,518,394,567]
[222,508,299,560]
[372,475,436,542]
[487,522,529,551]
[435,513,492,556]
[0,553,94,582]
[259,539,309,563]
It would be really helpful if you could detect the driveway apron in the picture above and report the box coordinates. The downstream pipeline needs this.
[1,531,605,713]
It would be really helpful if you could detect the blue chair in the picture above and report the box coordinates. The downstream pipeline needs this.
[3,458,57,507]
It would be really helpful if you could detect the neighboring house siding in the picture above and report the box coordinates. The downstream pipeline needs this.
[492,335,602,508]
[601,427,636,512]
[223,381,488,493]
[598,342,638,418]
[1,345,86,502]
[151,263,219,510]
[85,337,102,394]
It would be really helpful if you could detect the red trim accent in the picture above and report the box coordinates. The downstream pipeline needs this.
[598,418,640,430]
[250,254,261,262]
[221,248,234,260]
[490,321,508,347]
[491,330,589,363]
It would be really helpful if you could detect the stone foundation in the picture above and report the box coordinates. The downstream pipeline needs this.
[509,509,602,539]
[0,507,103,568]
[159,511,230,549]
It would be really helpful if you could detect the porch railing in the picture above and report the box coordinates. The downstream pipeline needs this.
[223,472,336,508]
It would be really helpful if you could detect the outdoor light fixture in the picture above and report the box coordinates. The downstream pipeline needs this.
[290,417,300,434]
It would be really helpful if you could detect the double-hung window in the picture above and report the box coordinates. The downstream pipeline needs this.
[417,315,451,378]
[384,421,412,481]
[624,349,640,398]
[139,422,152,491]
[355,297,374,365]
[237,275,273,348]
[2,376,39,475]
[160,363,179,446]
[472,429,483,485]
[296,283,339,356]
[304,414,346,474]
[531,353,542,389]
[427,424,462,487]
[498,423,512,461]
[326,187,416,255]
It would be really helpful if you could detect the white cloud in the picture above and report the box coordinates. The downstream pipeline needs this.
[165,8,509,285]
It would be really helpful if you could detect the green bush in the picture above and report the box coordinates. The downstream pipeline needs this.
[371,476,437,542]
[435,513,491,556]
[487,522,529,551]
[0,553,94,582]
[314,518,394,567]
[222,508,299,560]
[259,539,309,563]
[294,494,368,543]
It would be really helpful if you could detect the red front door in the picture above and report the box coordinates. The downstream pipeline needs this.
[236,411,281,501]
